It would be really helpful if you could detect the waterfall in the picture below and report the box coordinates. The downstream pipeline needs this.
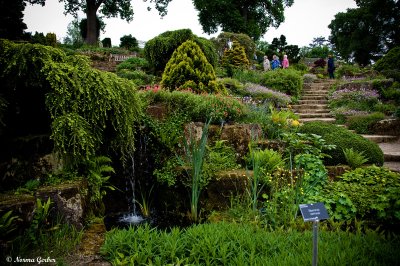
[118,153,144,224]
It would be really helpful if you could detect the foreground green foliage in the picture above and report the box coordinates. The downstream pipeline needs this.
[101,222,400,265]
[309,166,400,225]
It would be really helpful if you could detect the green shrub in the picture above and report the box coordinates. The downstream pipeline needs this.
[374,46,400,72]
[221,40,250,70]
[140,89,247,123]
[161,40,222,93]
[219,78,246,96]
[116,57,150,72]
[299,122,384,166]
[346,112,385,134]
[262,68,303,98]
[212,32,256,62]
[144,29,218,73]
[116,69,158,86]
[336,64,362,78]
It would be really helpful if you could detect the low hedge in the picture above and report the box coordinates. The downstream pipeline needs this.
[261,69,303,98]
[299,121,384,166]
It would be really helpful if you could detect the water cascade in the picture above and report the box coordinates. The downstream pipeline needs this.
[118,154,145,224]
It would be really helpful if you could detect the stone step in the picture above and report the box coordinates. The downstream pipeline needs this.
[300,95,327,100]
[295,109,331,114]
[383,161,400,172]
[302,90,330,95]
[361,135,398,143]
[298,99,328,104]
[300,117,336,123]
[297,113,333,118]
[292,104,329,110]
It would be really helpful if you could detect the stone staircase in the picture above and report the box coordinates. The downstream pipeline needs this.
[293,79,400,172]
[363,134,400,172]
[293,80,336,123]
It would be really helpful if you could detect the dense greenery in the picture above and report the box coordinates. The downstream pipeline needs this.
[101,222,400,265]
[299,121,384,166]
[0,39,142,167]
[309,166,400,225]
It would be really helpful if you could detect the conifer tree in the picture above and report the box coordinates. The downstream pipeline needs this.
[161,40,223,93]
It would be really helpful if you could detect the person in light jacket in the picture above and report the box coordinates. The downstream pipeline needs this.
[263,56,271,71]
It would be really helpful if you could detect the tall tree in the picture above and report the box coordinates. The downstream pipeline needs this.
[26,0,173,45]
[329,0,400,65]
[0,0,27,40]
[192,0,294,41]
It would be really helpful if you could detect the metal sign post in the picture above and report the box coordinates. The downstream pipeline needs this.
[299,203,329,266]
[312,219,319,266]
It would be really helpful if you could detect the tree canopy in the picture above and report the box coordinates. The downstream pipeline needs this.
[27,0,172,45]
[329,0,400,65]
[0,0,27,40]
[192,0,294,41]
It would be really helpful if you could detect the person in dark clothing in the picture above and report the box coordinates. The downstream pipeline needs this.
[327,54,335,79]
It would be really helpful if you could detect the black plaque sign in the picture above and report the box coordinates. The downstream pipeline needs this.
[299,202,329,222]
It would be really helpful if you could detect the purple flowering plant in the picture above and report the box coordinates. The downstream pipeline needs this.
[243,83,292,107]
[328,87,380,111]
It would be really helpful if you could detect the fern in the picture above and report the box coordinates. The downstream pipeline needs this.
[343,148,369,169]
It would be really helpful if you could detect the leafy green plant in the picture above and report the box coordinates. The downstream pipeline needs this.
[0,210,20,238]
[180,120,210,222]
[295,153,328,197]
[247,147,268,212]
[101,222,400,265]
[135,185,154,218]
[28,198,52,246]
[343,148,369,169]
[82,156,116,213]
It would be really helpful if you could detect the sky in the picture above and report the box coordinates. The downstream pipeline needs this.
[23,0,358,47]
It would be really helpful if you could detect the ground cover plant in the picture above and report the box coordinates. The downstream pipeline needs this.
[100,222,400,266]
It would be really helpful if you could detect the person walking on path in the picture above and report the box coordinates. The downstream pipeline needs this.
[271,55,281,70]
[327,54,335,79]
[282,54,289,69]
[263,55,271,71]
